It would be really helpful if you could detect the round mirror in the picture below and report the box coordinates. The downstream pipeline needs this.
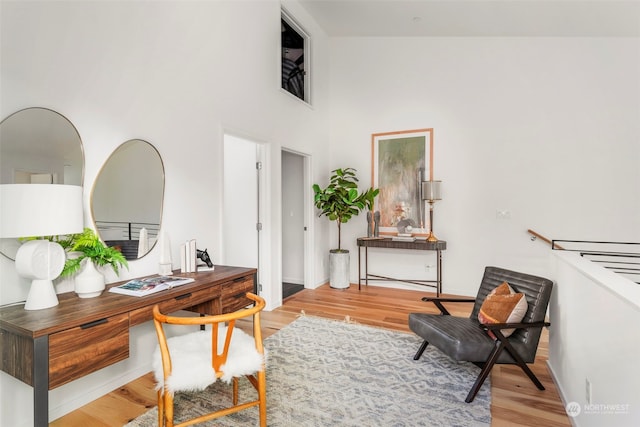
[91,139,164,260]
[0,107,84,259]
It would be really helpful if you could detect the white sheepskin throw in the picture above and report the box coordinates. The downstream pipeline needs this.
[152,326,265,395]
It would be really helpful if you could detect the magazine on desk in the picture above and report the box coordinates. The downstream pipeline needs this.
[109,275,195,297]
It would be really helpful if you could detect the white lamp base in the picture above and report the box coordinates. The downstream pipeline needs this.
[15,240,65,311]
[24,279,59,310]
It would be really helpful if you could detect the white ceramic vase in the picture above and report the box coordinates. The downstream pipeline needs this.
[329,250,350,289]
[74,259,105,298]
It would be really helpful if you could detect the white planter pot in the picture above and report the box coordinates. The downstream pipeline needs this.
[74,259,106,298]
[329,250,350,289]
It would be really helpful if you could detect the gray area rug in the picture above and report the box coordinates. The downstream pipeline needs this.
[126,315,491,426]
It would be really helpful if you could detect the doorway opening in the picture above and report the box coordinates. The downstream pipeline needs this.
[281,149,311,299]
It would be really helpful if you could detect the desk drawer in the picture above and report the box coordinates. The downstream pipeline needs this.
[49,313,129,389]
[129,285,221,326]
[221,275,254,313]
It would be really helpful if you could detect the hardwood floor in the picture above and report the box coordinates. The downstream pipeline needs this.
[51,284,571,426]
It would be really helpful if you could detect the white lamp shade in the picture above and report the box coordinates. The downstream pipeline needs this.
[421,180,442,201]
[0,184,84,238]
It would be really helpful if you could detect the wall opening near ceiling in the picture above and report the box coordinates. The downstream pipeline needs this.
[281,9,310,104]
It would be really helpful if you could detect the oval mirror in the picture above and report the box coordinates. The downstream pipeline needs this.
[0,107,84,259]
[91,139,164,260]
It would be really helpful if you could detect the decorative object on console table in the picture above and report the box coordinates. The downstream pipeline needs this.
[197,248,215,271]
[0,184,84,310]
[421,180,442,242]
[137,227,149,258]
[158,231,173,275]
[60,227,129,298]
[313,168,379,289]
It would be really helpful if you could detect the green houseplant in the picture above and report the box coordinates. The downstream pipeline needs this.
[58,228,128,298]
[60,227,129,278]
[313,168,378,288]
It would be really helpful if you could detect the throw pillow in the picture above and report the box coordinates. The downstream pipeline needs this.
[478,281,528,339]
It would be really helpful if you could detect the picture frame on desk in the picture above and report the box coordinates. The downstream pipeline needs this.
[371,128,434,235]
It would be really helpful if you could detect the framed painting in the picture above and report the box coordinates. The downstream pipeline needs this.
[371,128,433,235]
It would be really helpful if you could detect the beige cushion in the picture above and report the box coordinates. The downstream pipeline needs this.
[478,281,528,338]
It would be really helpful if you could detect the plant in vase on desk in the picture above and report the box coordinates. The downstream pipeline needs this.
[60,227,129,298]
[313,168,378,289]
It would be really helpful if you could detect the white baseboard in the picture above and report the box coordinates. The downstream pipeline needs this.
[546,360,576,427]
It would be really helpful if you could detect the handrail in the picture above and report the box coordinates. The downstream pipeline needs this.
[528,229,639,284]
[527,229,564,249]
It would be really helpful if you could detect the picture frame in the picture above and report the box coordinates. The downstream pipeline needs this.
[371,128,434,235]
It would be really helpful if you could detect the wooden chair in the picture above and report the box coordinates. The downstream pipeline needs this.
[152,292,266,427]
[409,266,553,403]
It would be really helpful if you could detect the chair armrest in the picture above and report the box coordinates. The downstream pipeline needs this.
[421,297,476,303]
[421,296,476,315]
[480,321,550,331]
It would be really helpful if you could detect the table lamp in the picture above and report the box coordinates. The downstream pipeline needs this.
[421,180,442,242]
[0,184,83,310]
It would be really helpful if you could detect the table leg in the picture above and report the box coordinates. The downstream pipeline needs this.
[436,249,442,296]
[33,335,49,427]
[365,246,369,287]
[358,245,361,290]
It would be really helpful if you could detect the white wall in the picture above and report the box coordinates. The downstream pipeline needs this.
[550,251,640,426]
[328,37,640,296]
[0,1,332,424]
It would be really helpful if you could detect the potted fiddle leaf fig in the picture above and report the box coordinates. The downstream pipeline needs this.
[313,168,378,289]
[61,228,128,298]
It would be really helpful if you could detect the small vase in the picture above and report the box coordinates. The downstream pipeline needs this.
[75,259,105,298]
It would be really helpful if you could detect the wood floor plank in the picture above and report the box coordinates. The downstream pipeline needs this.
[50,284,570,426]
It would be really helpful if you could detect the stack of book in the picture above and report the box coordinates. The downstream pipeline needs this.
[392,233,416,242]
[180,239,197,272]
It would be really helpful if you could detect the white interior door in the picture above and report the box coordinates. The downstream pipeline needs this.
[223,135,258,269]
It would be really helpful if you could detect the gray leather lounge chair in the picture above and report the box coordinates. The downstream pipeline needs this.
[408,266,553,402]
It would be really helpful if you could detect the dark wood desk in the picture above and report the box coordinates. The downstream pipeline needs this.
[0,265,256,427]
[357,237,446,295]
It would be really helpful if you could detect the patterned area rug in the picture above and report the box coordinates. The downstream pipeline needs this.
[126,315,491,426]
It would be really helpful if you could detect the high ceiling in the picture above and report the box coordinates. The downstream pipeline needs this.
[297,0,640,37]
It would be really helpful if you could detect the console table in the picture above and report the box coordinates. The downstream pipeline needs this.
[357,237,446,295]
[0,265,256,426]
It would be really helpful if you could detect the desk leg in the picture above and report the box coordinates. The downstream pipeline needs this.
[33,335,49,427]
[436,249,442,297]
